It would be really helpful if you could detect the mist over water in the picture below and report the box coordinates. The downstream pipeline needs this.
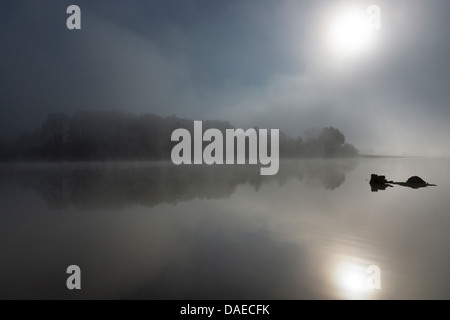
[1,0,450,302]
[0,158,448,299]
[2,1,450,157]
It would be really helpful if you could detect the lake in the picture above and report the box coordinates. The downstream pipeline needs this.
[0,158,448,299]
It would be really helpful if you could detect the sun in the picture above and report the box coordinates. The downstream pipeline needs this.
[328,8,375,56]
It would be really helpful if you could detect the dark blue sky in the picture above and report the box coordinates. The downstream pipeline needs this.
[1,0,450,155]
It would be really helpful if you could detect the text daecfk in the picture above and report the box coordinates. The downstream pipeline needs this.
[225,304,270,315]
[171,121,279,175]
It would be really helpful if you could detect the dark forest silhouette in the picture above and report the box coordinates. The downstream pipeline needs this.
[0,111,358,161]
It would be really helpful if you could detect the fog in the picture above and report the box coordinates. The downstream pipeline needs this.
[1,0,449,156]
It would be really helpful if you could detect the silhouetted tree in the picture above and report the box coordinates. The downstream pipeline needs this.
[319,127,345,156]
[40,113,70,160]
[6,111,358,160]
[339,143,359,157]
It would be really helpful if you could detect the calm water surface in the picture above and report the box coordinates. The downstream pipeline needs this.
[0,158,448,299]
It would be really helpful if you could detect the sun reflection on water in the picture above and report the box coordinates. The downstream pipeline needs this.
[333,257,380,300]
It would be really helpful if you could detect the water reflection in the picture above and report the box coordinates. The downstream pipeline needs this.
[0,160,356,210]
[370,183,393,192]
[332,257,381,300]
[1,158,447,299]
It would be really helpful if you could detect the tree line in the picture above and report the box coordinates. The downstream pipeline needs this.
[0,111,358,161]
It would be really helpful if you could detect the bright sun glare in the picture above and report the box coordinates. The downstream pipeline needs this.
[328,9,375,56]
[334,262,369,299]
[341,268,366,292]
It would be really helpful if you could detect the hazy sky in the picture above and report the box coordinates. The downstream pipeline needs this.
[1,0,449,156]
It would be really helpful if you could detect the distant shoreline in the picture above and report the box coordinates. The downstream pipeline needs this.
[358,154,443,159]
[2,155,447,164]
[358,154,410,158]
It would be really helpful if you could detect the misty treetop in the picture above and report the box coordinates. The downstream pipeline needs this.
[1,111,358,161]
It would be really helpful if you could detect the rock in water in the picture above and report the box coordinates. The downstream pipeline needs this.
[370,174,389,185]
[406,176,427,185]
